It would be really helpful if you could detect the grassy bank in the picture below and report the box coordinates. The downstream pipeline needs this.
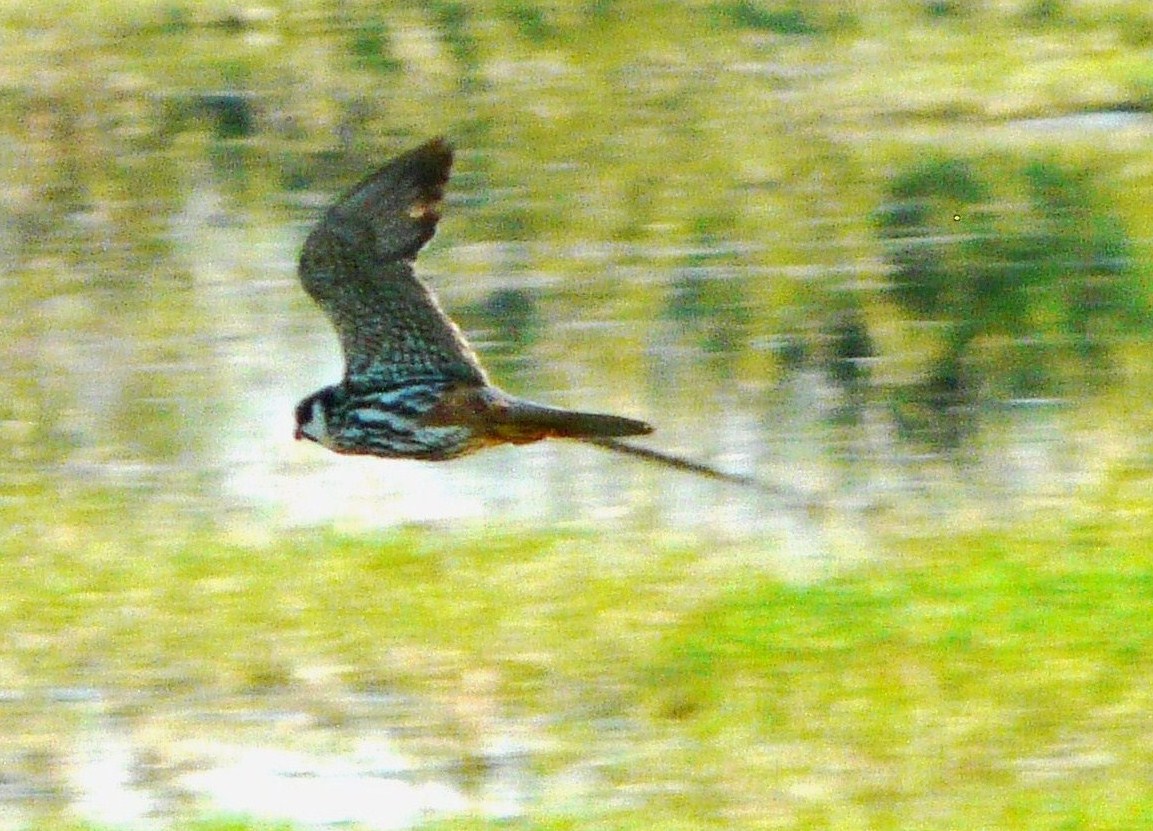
[4,487,1153,828]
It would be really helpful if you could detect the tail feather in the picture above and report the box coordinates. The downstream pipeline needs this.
[495,397,653,443]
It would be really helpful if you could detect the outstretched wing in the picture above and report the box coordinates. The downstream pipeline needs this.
[298,137,488,390]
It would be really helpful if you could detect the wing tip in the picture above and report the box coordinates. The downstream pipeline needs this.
[402,137,453,256]
[423,135,453,157]
[412,136,454,186]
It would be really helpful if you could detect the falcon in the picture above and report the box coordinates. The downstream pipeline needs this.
[293,137,652,461]
[293,137,796,498]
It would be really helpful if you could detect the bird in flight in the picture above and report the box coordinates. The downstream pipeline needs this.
[293,137,795,496]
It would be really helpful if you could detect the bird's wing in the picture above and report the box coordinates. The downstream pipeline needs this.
[298,137,488,389]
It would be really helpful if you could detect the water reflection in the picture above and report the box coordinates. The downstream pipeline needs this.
[6,78,1137,520]
[3,139,1131,532]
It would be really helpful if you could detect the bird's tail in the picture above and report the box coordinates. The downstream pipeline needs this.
[421,385,653,443]
[495,398,654,443]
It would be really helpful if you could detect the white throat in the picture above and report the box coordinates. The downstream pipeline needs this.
[301,399,330,444]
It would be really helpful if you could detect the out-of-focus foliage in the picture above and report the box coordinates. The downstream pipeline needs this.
[4,486,1153,828]
[875,154,1147,448]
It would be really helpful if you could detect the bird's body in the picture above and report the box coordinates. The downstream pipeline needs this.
[294,138,653,459]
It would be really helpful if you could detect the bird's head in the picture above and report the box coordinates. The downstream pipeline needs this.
[294,386,338,445]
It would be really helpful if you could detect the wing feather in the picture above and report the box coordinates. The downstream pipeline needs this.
[298,138,488,389]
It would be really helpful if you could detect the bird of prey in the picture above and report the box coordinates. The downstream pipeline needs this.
[294,137,652,461]
[293,137,793,496]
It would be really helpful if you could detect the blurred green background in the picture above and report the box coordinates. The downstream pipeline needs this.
[2,0,1153,828]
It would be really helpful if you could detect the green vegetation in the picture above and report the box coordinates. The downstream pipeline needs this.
[5,482,1153,828]
[875,154,1148,447]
